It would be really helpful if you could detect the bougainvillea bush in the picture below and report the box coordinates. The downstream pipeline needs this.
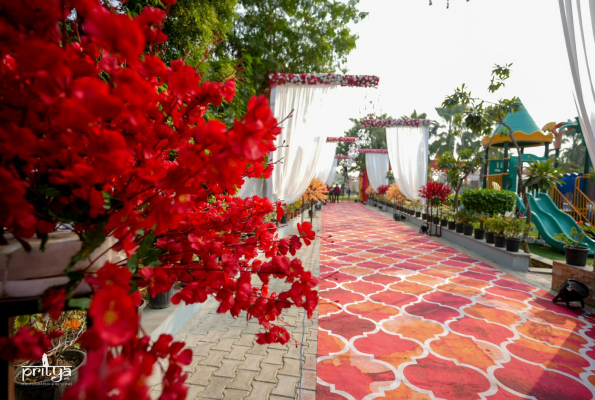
[0,0,318,398]
[419,182,452,206]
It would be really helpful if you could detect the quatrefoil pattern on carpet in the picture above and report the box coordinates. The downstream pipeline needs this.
[316,203,595,400]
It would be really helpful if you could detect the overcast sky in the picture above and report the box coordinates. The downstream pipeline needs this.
[345,0,576,129]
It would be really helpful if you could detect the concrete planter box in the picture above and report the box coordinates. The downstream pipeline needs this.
[405,214,530,271]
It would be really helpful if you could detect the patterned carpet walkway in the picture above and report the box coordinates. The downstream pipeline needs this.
[316,203,595,400]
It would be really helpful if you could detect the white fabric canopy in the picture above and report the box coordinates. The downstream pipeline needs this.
[365,153,389,190]
[269,84,368,204]
[559,0,595,164]
[386,126,429,200]
[315,141,338,184]
[325,158,339,186]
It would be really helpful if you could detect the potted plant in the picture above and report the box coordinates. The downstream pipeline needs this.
[554,225,590,266]
[473,213,486,240]
[484,217,496,244]
[503,217,527,252]
[447,212,456,230]
[455,210,469,233]
[440,206,450,227]
[493,216,507,248]
[13,311,87,399]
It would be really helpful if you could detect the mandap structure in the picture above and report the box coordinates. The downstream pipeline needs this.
[238,73,379,204]
[359,118,431,202]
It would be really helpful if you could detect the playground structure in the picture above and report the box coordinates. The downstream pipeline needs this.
[481,102,595,252]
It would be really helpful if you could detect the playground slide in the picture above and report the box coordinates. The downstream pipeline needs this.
[515,193,595,255]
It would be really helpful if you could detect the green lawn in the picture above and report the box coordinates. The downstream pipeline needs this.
[528,243,567,262]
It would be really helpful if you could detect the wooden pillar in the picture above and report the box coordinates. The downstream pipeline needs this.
[482,146,489,189]
[503,143,509,190]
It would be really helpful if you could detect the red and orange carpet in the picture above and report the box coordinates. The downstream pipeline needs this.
[316,203,595,399]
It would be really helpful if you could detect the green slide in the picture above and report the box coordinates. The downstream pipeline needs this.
[515,193,594,255]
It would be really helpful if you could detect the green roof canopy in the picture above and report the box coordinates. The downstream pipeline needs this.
[493,99,540,135]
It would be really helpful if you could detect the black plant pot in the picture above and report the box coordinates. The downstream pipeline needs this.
[280,215,288,224]
[149,288,174,309]
[455,223,464,233]
[565,247,589,266]
[494,234,506,248]
[422,213,427,220]
[474,228,485,240]
[448,221,456,230]
[415,211,421,218]
[441,219,448,227]
[463,224,474,236]
[485,232,495,244]
[410,210,415,215]
[15,349,86,400]
[505,237,521,252]
[433,216,440,224]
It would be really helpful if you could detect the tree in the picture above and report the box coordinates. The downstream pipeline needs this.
[430,105,481,158]
[121,0,238,66]
[443,64,536,252]
[121,0,367,120]
[436,148,484,212]
[221,0,367,115]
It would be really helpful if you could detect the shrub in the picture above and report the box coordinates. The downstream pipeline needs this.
[460,189,516,215]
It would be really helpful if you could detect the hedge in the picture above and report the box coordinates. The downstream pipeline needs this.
[459,189,516,215]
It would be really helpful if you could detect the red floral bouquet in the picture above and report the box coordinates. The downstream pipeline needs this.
[376,185,389,196]
[419,182,452,206]
[0,0,318,397]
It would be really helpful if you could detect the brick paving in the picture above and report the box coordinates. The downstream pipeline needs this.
[150,214,321,399]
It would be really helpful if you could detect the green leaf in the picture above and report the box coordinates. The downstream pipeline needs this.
[68,297,91,310]
[15,315,29,328]
[65,223,106,274]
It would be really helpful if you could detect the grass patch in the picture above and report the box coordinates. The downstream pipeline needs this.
[529,243,567,262]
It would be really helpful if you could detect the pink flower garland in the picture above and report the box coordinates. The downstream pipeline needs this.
[327,137,357,143]
[360,118,432,128]
[269,73,379,88]
[358,149,388,154]
[335,155,350,159]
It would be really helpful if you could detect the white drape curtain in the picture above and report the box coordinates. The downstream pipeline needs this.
[315,142,338,184]
[237,177,264,198]
[325,158,338,186]
[365,153,389,190]
[269,84,367,204]
[559,0,595,164]
[386,126,429,200]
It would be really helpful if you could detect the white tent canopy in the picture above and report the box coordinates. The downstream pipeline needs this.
[325,158,339,186]
[315,141,339,185]
[365,153,389,191]
[386,126,429,200]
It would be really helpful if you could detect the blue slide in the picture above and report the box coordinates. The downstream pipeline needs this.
[516,193,595,255]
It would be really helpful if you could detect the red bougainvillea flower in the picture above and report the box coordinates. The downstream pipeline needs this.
[298,222,316,245]
[419,181,452,204]
[138,266,174,297]
[0,327,52,361]
[376,184,389,196]
[41,287,67,321]
[88,286,138,346]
